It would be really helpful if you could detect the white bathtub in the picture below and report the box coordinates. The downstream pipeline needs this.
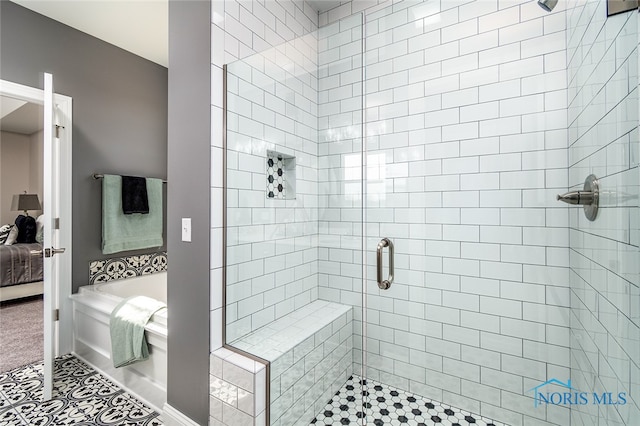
[70,272,167,412]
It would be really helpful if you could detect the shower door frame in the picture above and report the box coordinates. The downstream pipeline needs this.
[221,12,370,424]
[220,63,273,424]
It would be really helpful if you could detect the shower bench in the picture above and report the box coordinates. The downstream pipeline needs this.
[214,300,354,426]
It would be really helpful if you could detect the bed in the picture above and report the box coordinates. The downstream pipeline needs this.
[0,243,44,302]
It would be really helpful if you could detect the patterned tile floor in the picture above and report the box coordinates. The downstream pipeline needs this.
[312,376,506,426]
[0,355,163,425]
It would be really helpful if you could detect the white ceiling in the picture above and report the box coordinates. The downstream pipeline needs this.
[11,0,168,67]
[2,2,350,134]
[0,96,43,135]
[10,0,344,69]
[0,97,27,120]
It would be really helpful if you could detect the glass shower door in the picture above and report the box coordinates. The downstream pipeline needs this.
[360,1,640,426]
[360,1,461,423]
[315,10,368,425]
[223,13,366,426]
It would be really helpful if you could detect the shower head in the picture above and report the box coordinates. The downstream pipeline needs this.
[538,0,558,11]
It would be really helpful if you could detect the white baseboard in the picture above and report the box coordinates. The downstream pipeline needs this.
[162,404,201,426]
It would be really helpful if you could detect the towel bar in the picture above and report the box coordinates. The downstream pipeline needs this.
[92,174,167,184]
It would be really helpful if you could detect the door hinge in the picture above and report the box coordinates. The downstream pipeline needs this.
[55,125,65,138]
[54,309,59,321]
[53,218,60,229]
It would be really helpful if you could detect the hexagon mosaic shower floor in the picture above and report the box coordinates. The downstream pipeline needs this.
[0,355,162,426]
[311,376,505,426]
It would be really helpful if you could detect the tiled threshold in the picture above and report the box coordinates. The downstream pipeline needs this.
[312,376,505,426]
[0,355,163,426]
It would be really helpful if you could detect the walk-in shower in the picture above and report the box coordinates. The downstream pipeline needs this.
[219,0,639,425]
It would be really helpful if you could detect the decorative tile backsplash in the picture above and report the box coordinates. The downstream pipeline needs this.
[89,252,167,284]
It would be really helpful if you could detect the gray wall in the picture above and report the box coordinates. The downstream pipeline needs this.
[167,0,210,423]
[0,1,168,292]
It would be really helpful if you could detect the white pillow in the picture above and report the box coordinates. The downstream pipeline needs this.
[4,225,19,245]
[0,224,12,244]
[36,215,45,244]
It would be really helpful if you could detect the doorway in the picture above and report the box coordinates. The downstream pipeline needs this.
[0,78,72,399]
[0,93,45,373]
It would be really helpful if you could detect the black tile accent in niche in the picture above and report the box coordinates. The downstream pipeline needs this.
[310,375,505,426]
[267,154,285,199]
[266,150,296,200]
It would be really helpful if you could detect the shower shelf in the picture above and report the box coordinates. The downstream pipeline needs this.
[266,150,296,200]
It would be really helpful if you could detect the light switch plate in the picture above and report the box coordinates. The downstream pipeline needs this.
[181,218,191,242]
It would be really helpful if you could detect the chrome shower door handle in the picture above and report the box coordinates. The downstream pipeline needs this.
[376,238,394,290]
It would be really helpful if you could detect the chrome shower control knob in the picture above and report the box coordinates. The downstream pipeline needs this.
[556,191,595,205]
[556,174,599,222]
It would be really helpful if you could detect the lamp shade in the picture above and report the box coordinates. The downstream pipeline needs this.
[11,193,42,212]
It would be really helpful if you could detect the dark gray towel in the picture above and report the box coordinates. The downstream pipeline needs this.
[121,176,149,214]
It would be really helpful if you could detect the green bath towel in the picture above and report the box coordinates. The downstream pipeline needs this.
[102,174,163,254]
[110,295,166,368]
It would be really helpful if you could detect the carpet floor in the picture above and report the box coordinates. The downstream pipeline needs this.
[0,296,43,373]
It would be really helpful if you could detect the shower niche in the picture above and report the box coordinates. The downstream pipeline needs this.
[266,150,295,200]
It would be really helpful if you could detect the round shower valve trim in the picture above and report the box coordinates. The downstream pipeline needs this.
[556,174,599,221]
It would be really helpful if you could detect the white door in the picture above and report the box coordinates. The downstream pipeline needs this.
[42,72,56,400]
[42,73,65,401]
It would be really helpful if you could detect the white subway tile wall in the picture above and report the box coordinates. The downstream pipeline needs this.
[211,0,319,350]
[225,28,321,342]
[210,1,320,425]
[566,0,639,425]
[211,0,640,425]
[315,0,571,424]
[210,347,268,426]
[316,12,365,388]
